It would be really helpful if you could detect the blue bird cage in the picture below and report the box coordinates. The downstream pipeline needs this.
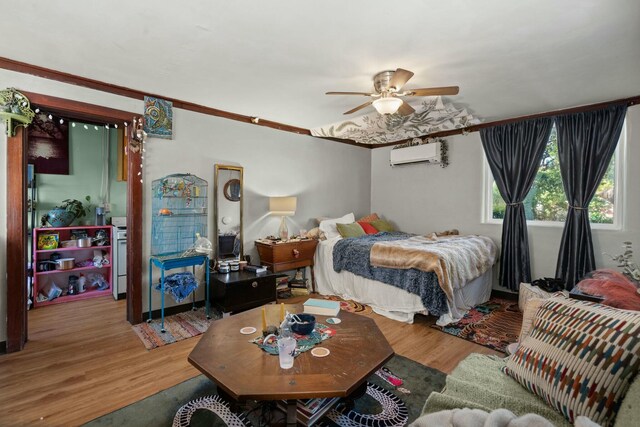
[151,173,208,256]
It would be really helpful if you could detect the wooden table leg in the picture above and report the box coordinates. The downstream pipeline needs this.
[310,265,316,294]
[286,399,297,426]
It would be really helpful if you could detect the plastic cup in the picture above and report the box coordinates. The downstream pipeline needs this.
[277,336,296,369]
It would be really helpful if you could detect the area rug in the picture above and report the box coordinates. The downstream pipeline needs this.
[82,354,446,427]
[132,307,221,350]
[431,298,522,353]
[319,295,373,315]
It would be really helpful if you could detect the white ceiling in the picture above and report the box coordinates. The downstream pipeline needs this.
[2,0,639,130]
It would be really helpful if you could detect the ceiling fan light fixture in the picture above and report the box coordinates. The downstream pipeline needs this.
[372,97,403,115]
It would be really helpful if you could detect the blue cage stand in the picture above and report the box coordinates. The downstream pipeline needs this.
[148,254,210,332]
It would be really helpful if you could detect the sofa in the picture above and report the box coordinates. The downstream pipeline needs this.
[412,295,640,427]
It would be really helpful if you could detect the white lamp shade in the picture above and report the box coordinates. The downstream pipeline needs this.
[372,97,403,115]
[269,196,297,216]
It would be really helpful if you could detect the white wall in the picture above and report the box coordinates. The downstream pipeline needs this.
[0,69,371,342]
[371,105,640,291]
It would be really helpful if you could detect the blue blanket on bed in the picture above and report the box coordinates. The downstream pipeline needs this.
[332,232,449,316]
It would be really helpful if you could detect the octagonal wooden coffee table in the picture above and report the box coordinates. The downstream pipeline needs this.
[188,303,394,426]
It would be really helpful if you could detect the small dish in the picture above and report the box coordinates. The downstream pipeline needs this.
[311,347,330,358]
[326,317,341,324]
[240,326,257,335]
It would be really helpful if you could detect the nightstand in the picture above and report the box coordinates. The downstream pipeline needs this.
[255,239,319,292]
[210,270,284,315]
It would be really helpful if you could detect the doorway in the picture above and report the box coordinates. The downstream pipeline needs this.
[6,91,143,353]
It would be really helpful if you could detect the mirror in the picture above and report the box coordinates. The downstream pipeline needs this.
[223,179,241,201]
[214,164,243,261]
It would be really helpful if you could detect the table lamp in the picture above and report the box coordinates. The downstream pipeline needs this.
[269,196,297,241]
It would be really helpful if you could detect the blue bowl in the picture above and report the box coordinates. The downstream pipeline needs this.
[290,314,316,335]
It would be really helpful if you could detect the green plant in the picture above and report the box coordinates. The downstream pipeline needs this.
[61,196,92,219]
[40,196,93,226]
[605,241,640,282]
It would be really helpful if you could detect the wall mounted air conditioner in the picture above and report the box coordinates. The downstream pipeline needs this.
[390,142,441,166]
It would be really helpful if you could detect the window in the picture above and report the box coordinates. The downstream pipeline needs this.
[485,124,624,227]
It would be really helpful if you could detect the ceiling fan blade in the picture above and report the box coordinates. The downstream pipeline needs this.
[405,86,460,96]
[389,68,414,91]
[344,101,373,115]
[397,101,415,116]
[326,91,373,96]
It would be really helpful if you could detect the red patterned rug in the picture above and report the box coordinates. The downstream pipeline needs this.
[318,295,373,315]
[431,298,522,353]
[132,307,221,350]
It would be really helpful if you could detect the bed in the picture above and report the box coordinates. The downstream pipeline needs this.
[314,232,497,325]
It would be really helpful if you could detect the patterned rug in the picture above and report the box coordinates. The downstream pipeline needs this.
[132,307,221,350]
[82,355,446,426]
[431,298,522,353]
[319,295,373,315]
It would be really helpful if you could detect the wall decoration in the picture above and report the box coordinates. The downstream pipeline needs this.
[144,96,173,139]
[27,111,70,175]
[0,87,35,136]
[311,96,480,145]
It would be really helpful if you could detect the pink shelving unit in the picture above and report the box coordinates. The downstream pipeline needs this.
[33,226,112,307]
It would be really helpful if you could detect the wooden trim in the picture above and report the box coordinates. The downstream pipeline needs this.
[126,130,143,324]
[21,91,134,123]
[6,56,638,151]
[4,91,142,352]
[0,56,312,137]
[372,94,640,148]
[6,127,28,353]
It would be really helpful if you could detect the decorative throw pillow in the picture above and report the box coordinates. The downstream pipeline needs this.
[518,297,544,342]
[503,296,640,426]
[369,218,396,232]
[357,221,378,235]
[318,213,355,240]
[336,222,365,238]
[357,213,380,223]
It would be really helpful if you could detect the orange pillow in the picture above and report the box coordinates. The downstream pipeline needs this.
[357,213,380,223]
[358,221,378,235]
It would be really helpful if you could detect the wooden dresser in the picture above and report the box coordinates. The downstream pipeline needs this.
[255,239,319,292]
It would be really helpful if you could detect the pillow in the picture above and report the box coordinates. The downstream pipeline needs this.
[503,296,640,426]
[318,213,355,240]
[357,221,378,235]
[518,297,544,342]
[336,222,365,238]
[369,218,396,232]
[314,216,330,225]
[518,282,554,312]
[357,213,380,223]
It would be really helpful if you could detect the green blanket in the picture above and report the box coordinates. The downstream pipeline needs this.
[422,353,640,427]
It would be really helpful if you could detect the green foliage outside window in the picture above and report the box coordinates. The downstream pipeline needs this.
[492,127,616,224]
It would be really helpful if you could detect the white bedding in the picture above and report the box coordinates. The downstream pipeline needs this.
[314,237,493,325]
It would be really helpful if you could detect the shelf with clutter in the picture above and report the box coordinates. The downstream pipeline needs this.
[32,225,112,307]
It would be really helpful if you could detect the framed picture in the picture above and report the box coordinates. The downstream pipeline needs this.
[37,233,59,250]
[144,96,173,139]
[27,113,69,175]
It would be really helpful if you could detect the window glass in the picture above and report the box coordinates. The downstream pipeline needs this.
[490,126,617,224]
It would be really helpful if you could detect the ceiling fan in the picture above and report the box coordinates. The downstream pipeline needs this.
[326,68,459,116]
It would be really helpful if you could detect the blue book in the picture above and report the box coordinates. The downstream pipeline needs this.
[303,298,340,317]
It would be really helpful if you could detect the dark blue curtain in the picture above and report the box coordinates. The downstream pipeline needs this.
[554,104,627,289]
[481,118,553,291]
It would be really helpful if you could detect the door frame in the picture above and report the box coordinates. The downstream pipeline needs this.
[6,91,143,352]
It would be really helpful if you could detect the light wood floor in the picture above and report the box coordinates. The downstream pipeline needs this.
[0,295,500,426]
